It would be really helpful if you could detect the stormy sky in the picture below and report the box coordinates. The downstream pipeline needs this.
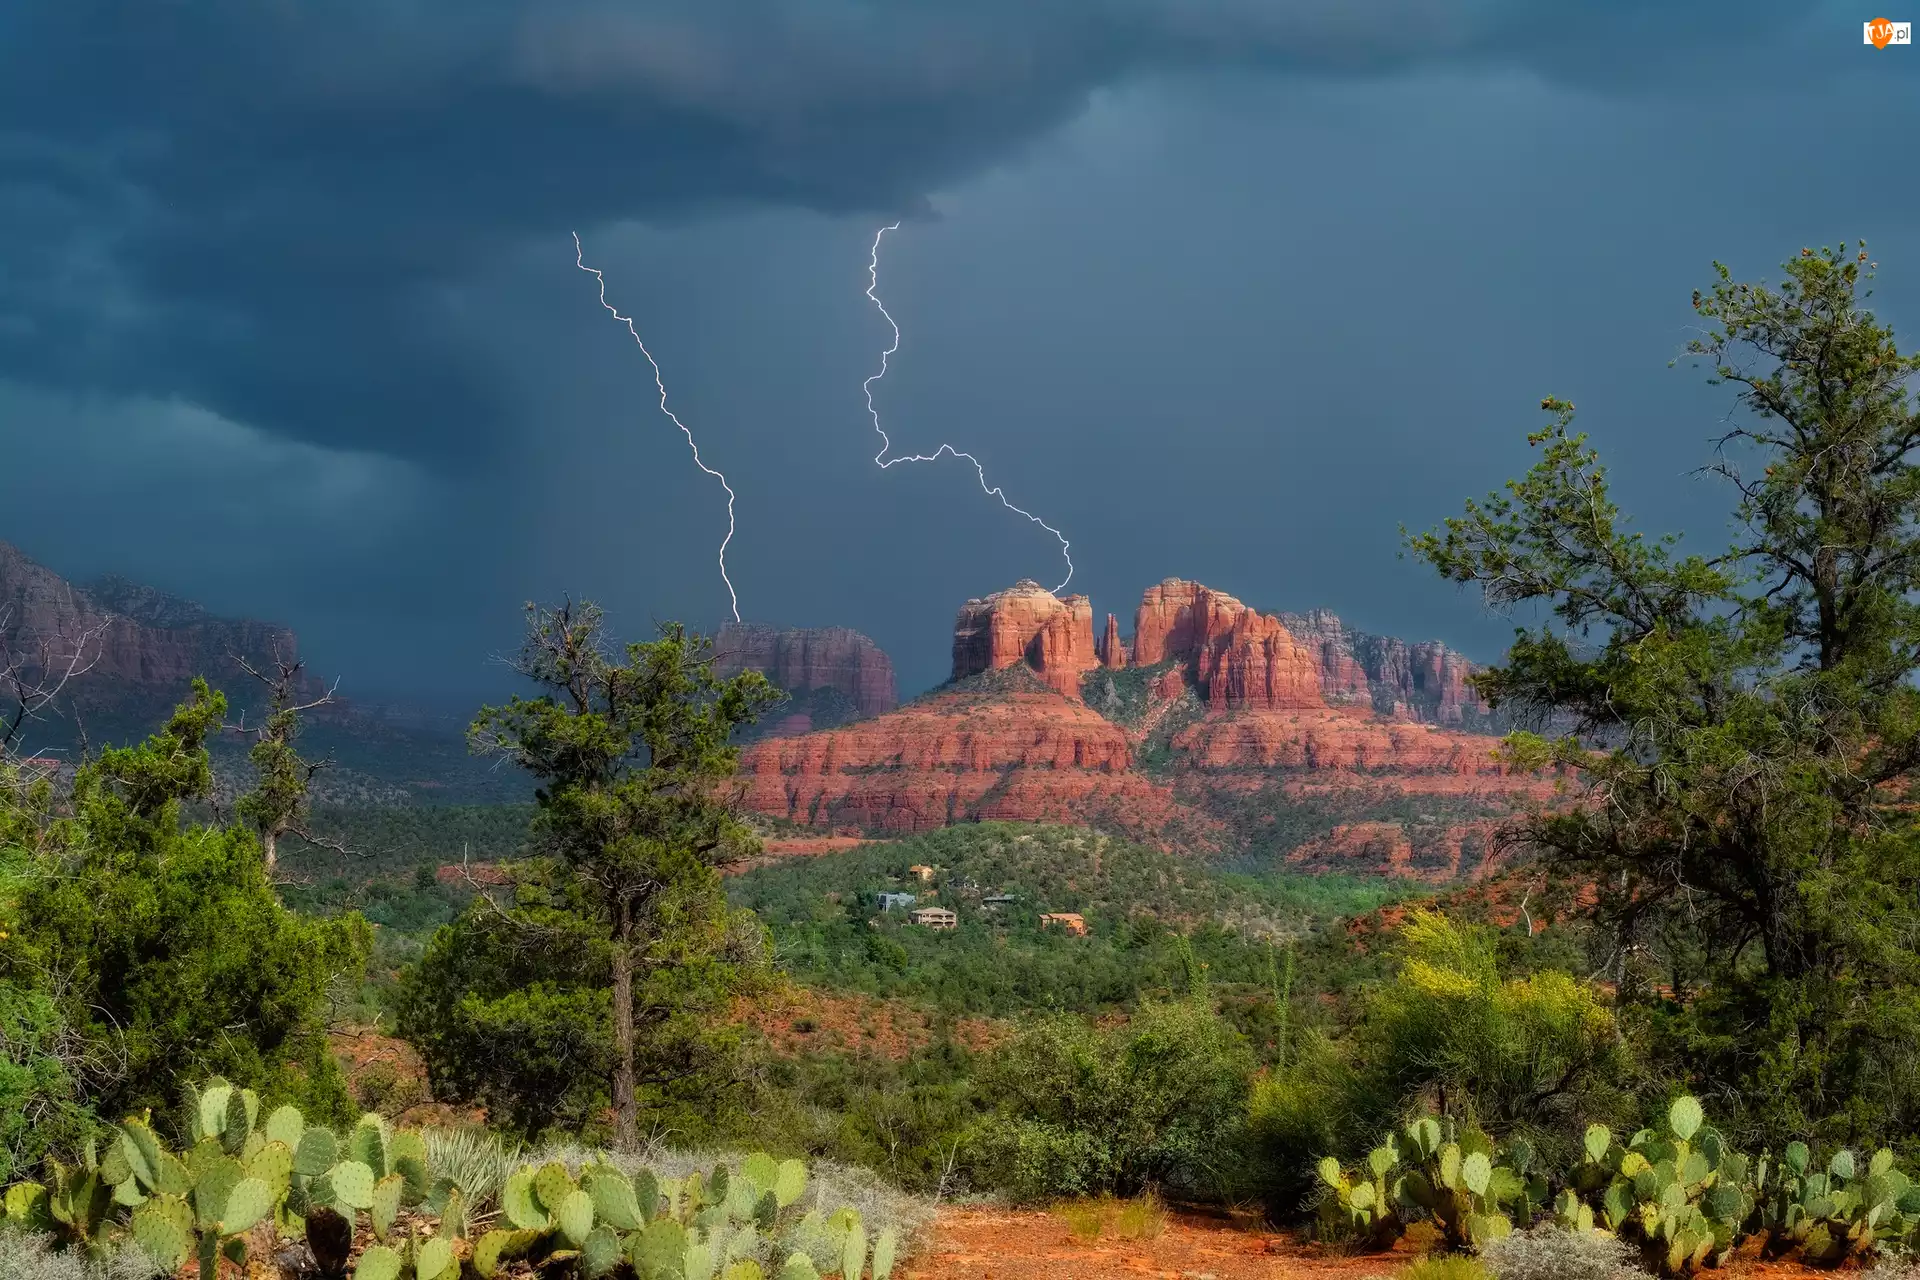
[2,2,1914,704]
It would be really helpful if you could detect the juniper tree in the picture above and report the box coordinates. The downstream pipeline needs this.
[1409,243,1920,1145]
[460,603,778,1147]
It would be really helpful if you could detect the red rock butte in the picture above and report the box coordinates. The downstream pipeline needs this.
[951,580,1100,698]
[736,576,1554,878]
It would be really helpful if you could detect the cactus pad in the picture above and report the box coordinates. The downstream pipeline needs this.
[773,1159,808,1210]
[294,1128,338,1179]
[416,1235,456,1280]
[353,1243,403,1280]
[370,1173,404,1242]
[131,1202,192,1273]
[220,1177,275,1235]
[588,1171,643,1231]
[533,1162,575,1217]
[778,1252,821,1280]
[840,1219,867,1280]
[328,1160,376,1211]
[582,1225,623,1279]
[557,1187,595,1247]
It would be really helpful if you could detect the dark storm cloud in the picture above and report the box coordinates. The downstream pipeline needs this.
[0,0,1840,468]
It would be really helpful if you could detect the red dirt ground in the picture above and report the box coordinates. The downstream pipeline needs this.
[905,1209,1412,1280]
[904,1211,1872,1280]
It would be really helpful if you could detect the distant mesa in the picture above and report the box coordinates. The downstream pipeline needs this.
[0,540,526,802]
[0,540,326,726]
[715,622,898,740]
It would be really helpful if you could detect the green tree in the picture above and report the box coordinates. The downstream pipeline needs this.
[1,681,369,1136]
[1408,242,1920,1147]
[229,650,338,869]
[404,604,779,1147]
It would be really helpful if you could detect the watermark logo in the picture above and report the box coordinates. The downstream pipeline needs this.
[1865,17,1911,47]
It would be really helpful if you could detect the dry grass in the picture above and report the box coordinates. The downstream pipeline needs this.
[1048,1192,1171,1244]
[1480,1227,1644,1280]
[0,1232,158,1280]
[1400,1256,1492,1280]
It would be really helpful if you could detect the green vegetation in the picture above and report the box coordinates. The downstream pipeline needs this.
[280,804,537,883]
[0,680,369,1177]
[971,1000,1254,1203]
[727,823,1402,1016]
[1080,661,1180,731]
[1408,241,1920,1153]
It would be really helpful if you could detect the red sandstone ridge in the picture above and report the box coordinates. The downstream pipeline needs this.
[951,580,1099,699]
[715,623,897,737]
[1124,578,1491,728]
[1129,579,1325,711]
[733,679,1211,844]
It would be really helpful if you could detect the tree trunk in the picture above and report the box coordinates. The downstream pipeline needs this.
[612,894,637,1150]
[262,828,277,870]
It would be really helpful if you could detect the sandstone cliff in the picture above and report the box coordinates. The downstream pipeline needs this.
[1282,607,1490,727]
[951,580,1100,698]
[1099,613,1127,670]
[1129,579,1490,722]
[715,623,897,737]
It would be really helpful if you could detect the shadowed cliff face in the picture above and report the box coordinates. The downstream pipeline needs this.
[950,580,1099,699]
[716,622,898,739]
[0,542,533,802]
[0,540,319,735]
[736,577,1543,879]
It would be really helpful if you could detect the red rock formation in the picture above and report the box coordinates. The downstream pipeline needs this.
[715,623,897,720]
[1280,609,1376,709]
[732,576,1543,870]
[1131,579,1227,668]
[951,580,1099,698]
[1284,609,1491,726]
[733,684,1210,842]
[1099,614,1127,670]
[1127,579,1323,711]
[1285,818,1507,882]
[1171,708,1504,773]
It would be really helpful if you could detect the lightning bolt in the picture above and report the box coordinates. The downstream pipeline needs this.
[573,231,742,622]
[864,223,1074,594]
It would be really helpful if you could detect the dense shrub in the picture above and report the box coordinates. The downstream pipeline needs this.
[1,683,369,1145]
[1361,912,1634,1159]
[971,1000,1254,1202]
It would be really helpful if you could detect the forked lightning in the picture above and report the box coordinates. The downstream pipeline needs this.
[864,223,1074,594]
